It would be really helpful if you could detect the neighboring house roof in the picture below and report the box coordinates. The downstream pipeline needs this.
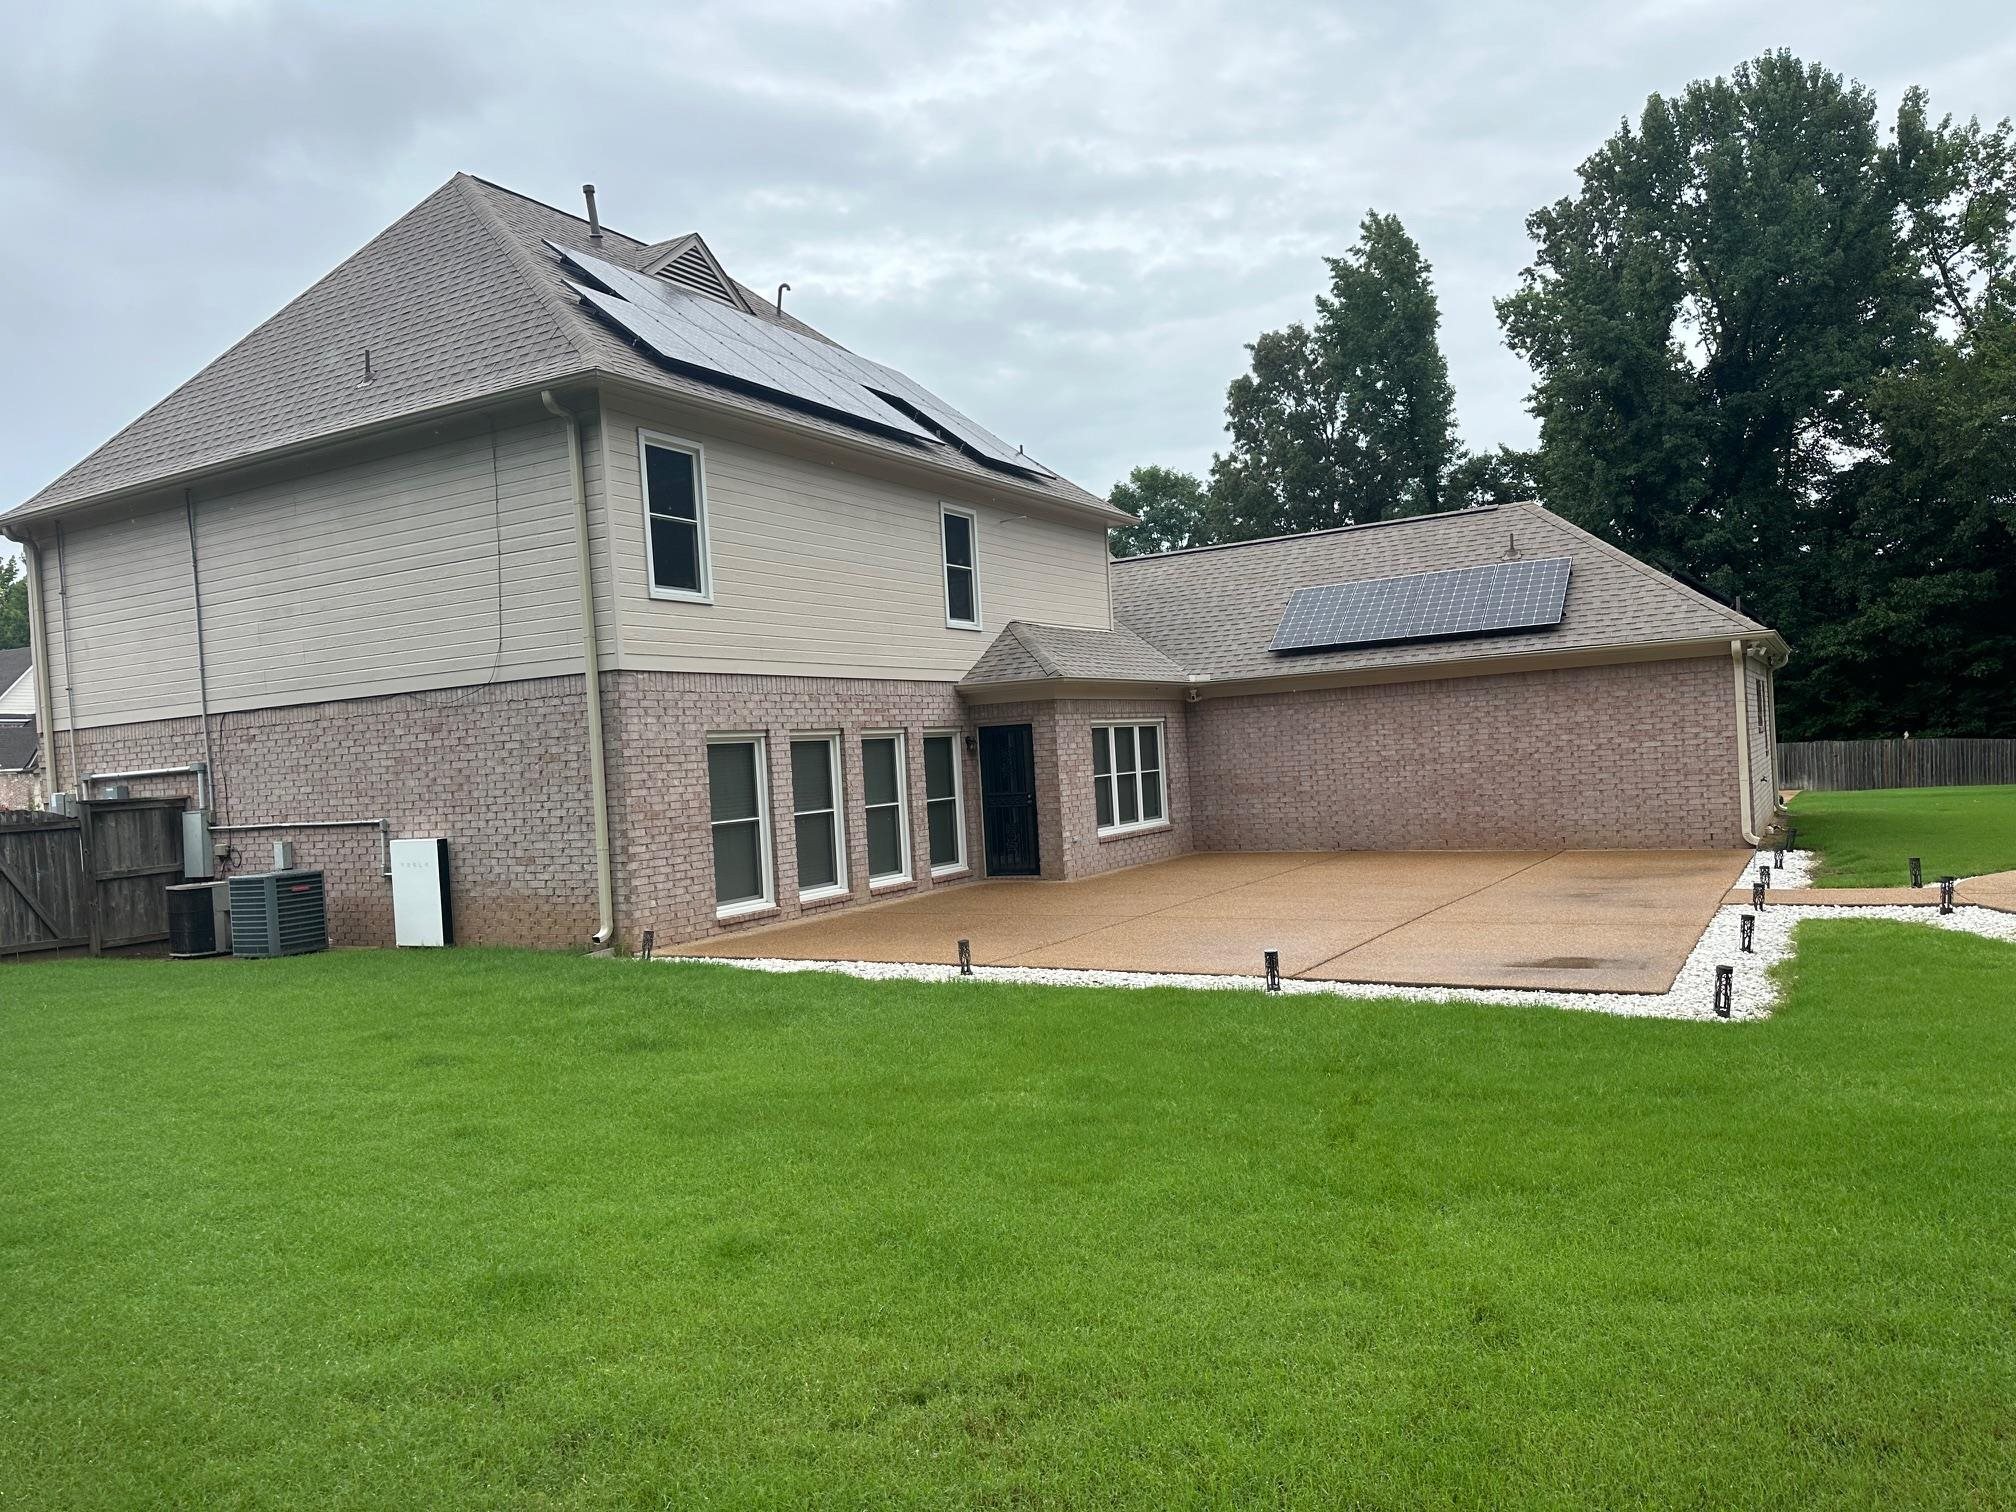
[0,718,37,774]
[5,175,1115,527]
[0,648,32,719]
[962,621,1191,687]
[962,501,1781,693]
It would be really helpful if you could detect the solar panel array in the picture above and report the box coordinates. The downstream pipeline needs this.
[547,241,1052,476]
[1269,556,1573,654]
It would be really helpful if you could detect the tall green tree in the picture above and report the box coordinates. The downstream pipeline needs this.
[1499,51,2015,736]
[1108,466,1213,557]
[1210,212,1462,538]
[0,556,28,650]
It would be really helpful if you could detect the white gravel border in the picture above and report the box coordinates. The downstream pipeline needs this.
[660,854,2015,1024]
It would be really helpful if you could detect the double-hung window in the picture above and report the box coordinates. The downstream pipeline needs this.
[862,733,911,884]
[1092,722,1166,836]
[941,506,980,629]
[707,736,771,915]
[923,733,966,875]
[641,432,710,601]
[790,735,847,901]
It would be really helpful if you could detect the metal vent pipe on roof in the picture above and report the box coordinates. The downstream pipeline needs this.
[582,183,601,242]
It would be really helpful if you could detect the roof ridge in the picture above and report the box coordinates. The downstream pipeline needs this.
[1110,505,1502,566]
[452,175,600,370]
[1512,502,1765,634]
[461,173,649,250]
[1005,621,1066,679]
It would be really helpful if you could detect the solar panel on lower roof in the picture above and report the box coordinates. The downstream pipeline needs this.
[546,240,1053,474]
[1269,556,1572,654]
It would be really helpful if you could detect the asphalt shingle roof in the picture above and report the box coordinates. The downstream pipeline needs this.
[0,719,36,774]
[961,502,1777,690]
[7,175,1113,524]
[0,648,30,697]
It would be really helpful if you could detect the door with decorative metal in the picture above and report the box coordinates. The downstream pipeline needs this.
[978,724,1040,877]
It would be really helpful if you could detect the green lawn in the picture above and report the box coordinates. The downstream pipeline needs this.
[4,935,2014,1507]
[1792,783,2016,887]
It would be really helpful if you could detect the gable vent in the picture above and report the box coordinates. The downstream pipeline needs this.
[655,243,738,304]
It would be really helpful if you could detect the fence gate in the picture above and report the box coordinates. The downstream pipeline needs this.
[0,812,91,956]
[79,800,184,952]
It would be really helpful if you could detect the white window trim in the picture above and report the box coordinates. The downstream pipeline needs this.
[862,730,913,887]
[940,504,982,631]
[1093,720,1170,839]
[923,730,968,878]
[639,428,714,605]
[790,732,849,903]
[707,732,773,918]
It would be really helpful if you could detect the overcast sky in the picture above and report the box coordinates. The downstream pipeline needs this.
[3,0,2011,554]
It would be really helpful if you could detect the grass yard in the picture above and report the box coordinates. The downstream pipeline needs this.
[1792,783,2016,888]
[4,932,2015,1507]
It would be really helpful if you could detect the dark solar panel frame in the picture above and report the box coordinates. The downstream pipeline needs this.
[547,240,1053,474]
[1269,556,1573,654]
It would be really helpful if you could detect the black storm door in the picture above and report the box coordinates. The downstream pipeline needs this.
[978,724,1040,877]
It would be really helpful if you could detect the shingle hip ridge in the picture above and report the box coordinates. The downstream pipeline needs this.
[452,174,597,370]
[1005,621,1067,679]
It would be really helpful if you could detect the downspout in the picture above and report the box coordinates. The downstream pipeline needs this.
[52,524,82,794]
[1730,638,1760,845]
[184,489,219,816]
[543,391,616,946]
[17,536,59,799]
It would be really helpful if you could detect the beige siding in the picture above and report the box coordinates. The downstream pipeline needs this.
[45,506,201,727]
[599,398,1113,678]
[37,413,587,729]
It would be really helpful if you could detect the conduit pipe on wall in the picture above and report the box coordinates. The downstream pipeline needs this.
[86,763,211,813]
[1730,638,1761,846]
[184,489,220,817]
[211,818,391,877]
[542,390,616,946]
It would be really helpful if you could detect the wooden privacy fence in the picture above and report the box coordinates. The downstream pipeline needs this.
[0,800,184,957]
[1778,739,2016,792]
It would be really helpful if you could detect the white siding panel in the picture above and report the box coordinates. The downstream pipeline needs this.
[39,415,589,728]
[0,669,34,719]
[601,400,1112,678]
[48,508,201,726]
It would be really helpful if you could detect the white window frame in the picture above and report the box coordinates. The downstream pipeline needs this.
[861,730,913,887]
[922,730,968,878]
[639,429,714,604]
[789,732,848,903]
[706,733,773,918]
[940,504,982,631]
[1093,720,1169,838]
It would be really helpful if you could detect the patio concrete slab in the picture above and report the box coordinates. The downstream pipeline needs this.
[1961,870,2016,913]
[676,848,1752,993]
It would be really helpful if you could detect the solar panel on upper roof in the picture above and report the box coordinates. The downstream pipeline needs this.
[1269,556,1573,654]
[545,240,1054,475]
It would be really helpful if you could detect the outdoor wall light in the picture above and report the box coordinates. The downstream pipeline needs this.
[1714,964,1733,1019]
[1740,913,1755,953]
[1939,877,1956,915]
[1752,879,1767,911]
[957,937,974,976]
[1263,949,1282,993]
[1910,857,1923,888]
[963,735,978,758]
[639,929,655,963]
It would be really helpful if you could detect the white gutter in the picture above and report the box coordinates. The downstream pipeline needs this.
[1730,638,1761,845]
[543,391,616,947]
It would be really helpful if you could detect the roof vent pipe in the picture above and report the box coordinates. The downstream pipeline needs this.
[582,183,602,242]
[775,282,790,315]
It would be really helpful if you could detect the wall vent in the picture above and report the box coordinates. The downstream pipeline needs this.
[642,236,746,309]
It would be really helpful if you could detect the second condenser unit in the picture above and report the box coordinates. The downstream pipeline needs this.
[228,870,329,958]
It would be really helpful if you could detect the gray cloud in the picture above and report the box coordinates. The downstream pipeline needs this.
[3,0,2010,548]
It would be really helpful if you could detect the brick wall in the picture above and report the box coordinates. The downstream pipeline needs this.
[604,671,983,949]
[0,771,38,811]
[1186,656,1746,851]
[48,677,599,948]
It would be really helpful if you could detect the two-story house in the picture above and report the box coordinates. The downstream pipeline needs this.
[1,176,1784,951]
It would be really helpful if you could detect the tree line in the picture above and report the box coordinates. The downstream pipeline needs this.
[1111,53,2015,741]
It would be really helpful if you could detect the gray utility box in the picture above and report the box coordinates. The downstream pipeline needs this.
[228,869,329,958]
